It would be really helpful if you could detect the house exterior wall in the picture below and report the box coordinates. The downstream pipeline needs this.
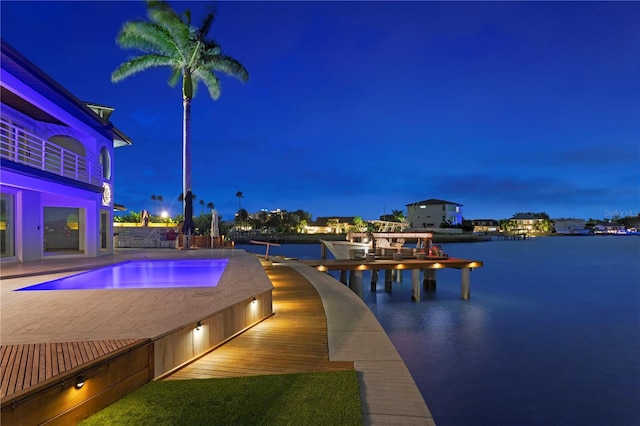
[406,200,463,229]
[1,41,125,263]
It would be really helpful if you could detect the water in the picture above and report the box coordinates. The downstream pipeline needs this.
[15,259,229,291]
[239,237,640,425]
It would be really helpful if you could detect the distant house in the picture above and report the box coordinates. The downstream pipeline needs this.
[593,222,626,234]
[1,40,132,262]
[511,213,546,234]
[406,199,463,229]
[472,219,499,233]
[553,218,588,235]
[305,216,358,234]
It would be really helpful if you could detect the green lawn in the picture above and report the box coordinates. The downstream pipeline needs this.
[80,370,362,426]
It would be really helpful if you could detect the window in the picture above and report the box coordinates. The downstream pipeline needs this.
[0,193,15,258]
[100,210,109,250]
[44,207,84,254]
[99,147,111,179]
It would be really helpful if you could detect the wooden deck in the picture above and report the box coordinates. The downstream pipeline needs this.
[301,256,483,271]
[164,264,354,379]
[0,339,142,400]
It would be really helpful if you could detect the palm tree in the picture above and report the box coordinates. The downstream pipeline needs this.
[391,209,405,222]
[206,202,214,210]
[112,1,249,246]
[157,195,163,212]
[150,194,157,213]
[235,191,244,211]
[199,199,205,215]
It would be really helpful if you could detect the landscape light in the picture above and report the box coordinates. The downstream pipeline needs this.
[75,374,86,389]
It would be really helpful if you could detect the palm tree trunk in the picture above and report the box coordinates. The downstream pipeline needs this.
[183,96,192,249]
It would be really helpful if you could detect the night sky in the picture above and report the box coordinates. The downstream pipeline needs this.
[2,1,638,222]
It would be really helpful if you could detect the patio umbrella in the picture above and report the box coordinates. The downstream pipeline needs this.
[211,208,219,248]
[182,190,195,247]
[211,209,220,238]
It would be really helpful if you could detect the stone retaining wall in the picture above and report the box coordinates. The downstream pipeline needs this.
[114,227,178,248]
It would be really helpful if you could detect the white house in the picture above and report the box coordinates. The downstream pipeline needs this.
[552,218,588,235]
[406,198,463,229]
[1,40,132,262]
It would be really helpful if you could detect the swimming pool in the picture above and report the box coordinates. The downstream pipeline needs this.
[15,259,229,291]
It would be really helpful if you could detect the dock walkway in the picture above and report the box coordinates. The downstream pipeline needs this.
[165,264,354,378]
[167,259,435,425]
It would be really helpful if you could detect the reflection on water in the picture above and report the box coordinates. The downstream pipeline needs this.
[238,238,640,425]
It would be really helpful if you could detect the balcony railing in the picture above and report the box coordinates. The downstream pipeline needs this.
[0,118,102,186]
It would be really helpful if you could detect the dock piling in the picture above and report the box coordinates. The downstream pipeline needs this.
[425,269,437,292]
[461,268,471,300]
[411,269,420,301]
[384,269,393,292]
[370,269,378,292]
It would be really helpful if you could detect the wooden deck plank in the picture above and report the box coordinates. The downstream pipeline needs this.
[0,339,145,400]
[69,342,80,369]
[87,340,100,360]
[77,341,90,365]
[6,345,25,398]
[29,344,40,388]
[23,344,34,391]
[165,265,354,380]
[38,343,47,384]
[54,343,64,376]
[0,345,18,398]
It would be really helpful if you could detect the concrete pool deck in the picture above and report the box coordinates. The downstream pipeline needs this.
[1,248,434,425]
[1,249,271,344]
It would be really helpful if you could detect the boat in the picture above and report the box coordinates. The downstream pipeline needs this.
[320,220,443,260]
[319,239,372,260]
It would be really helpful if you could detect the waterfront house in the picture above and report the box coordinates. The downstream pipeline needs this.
[0,40,132,262]
[510,213,547,234]
[406,198,463,229]
[553,218,589,235]
[305,216,359,234]
[472,219,500,233]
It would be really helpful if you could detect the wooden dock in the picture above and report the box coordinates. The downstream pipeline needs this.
[301,256,483,300]
[164,264,354,379]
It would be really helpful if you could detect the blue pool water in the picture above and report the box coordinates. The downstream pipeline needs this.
[15,259,229,291]
[238,237,640,425]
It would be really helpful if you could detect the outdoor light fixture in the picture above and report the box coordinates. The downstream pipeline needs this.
[196,321,202,330]
[75,374,86,389]
[252,297,257,304]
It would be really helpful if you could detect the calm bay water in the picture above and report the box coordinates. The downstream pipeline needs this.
[237,236,640,425]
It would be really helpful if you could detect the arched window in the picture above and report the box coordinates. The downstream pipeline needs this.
[99,147,111,179]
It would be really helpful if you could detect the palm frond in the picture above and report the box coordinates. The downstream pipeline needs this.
[203,55,249,82]
[147,1,191,54]
[183,9,192,27]
[193,70,221,100]
[168,67,181,88]
[111,54,175,82]
[116,21,177,57]
[201,39,222,56]
[197,9,216,39]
